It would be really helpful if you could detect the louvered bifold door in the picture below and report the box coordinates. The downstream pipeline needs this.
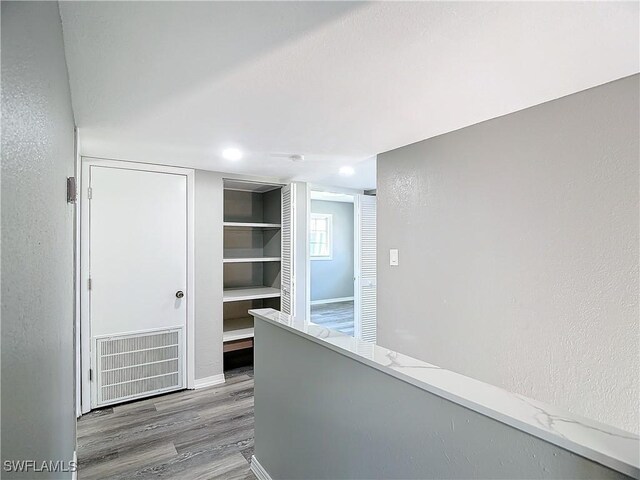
[281,184,295,316]
[359,195,377,342]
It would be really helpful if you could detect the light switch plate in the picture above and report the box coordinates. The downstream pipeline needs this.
[390,248,399,266]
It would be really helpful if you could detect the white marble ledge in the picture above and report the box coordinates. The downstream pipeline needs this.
[249,308,639,479]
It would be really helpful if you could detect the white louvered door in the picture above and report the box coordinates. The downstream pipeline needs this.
[359,194,377,342]
[281,184,295,316]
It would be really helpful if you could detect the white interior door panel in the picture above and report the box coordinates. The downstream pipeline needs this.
[90,166,187,336]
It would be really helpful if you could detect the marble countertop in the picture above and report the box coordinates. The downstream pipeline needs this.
[249,308,639,478]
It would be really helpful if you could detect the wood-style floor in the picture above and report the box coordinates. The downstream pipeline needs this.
[310,300,355,336]
[77,366,255,479]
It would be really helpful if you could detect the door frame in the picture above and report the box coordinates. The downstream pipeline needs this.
[80,157,196,413]
[305,184,363,336]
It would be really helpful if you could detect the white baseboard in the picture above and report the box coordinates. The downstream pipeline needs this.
[72,451,77,480]
[310,296,354,306]
[194,373,225,389]
[250,455,273,480]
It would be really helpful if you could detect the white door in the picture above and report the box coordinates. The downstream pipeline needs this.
[358,194,377,342]
[89,165,188,407]
[281,183,295,316]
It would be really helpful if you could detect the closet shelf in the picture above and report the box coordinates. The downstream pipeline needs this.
[224,222,281,229]
[223,317,254,342]
[223,286,281,302]
[223,257,281,263]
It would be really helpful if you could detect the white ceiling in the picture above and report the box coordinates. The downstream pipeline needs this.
[59,1,638,190]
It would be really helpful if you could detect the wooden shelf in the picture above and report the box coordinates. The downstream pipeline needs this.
[223,257,281,264]
[223,317,254,342]
[222,182,282,354]
[223,286,281,302]
[224,222,281,229]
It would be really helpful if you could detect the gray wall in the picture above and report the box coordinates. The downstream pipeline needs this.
[310,200,354,301]
[194,170,224,380]
[377,75,639,434]
[1,1,77,477]
[254,319,630,480]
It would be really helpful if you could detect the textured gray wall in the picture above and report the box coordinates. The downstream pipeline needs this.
[254,319,630,480]
[194,170,224,379]
[377,75,639,433]
[310,200,354,301]
[1,1,77,477]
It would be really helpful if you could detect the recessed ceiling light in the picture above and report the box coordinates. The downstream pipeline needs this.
[222,148,242,161]
[339,166,355,176]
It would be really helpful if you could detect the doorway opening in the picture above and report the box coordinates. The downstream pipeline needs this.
[308,190,356,336]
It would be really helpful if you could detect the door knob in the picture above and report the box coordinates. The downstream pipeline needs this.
[176,291,184,299]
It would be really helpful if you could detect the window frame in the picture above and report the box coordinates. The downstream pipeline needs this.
[309,212,333,261]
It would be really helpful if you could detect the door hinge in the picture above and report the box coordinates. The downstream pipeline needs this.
[67,177,77,204]
[87,278,92,290]
[89,368,93,381]
[88,187,93,199]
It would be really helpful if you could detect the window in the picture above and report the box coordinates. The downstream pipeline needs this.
[310,213,333,260]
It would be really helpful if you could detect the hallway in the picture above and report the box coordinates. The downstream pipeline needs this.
[77,369,255,479]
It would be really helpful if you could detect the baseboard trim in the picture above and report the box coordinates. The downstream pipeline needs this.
[310,296,354,306]
[250,455,273,480]
[72,451,77,480]
[194,373,225,389]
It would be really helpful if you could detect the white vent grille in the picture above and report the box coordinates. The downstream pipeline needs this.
[95,328,183,406]
[281,184,295,315]
[360,195,377,343]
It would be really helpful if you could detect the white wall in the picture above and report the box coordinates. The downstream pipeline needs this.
[1,1,77,476]
[293,182,309,321]
[377,75,639,433]
[194,170,224,380]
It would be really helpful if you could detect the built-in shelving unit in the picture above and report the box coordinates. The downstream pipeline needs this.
[223,222,281,229]
[223,286,281,302]
[222,317,255,342]
[222,180,283,355]
[223,257,281,263]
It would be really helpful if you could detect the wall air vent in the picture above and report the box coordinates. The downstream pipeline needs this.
[94,328,183,407]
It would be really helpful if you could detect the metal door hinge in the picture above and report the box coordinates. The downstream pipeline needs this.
[89,369,93,381]
[67,177,77,204]
[87,278,92,290]
[88,187,93,199]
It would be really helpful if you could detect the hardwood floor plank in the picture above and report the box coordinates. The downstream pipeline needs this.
[108,449,254,480]
[79,442,178,480]
[239,442,255,463]
[207,453,256,480]
[78,367,256,479]
[78,407,114,421]
[173,405,254,453]
[77,403,159,439]
[311,300,355,335]
[154,376,252,412]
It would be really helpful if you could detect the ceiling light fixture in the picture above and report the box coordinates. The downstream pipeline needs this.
[339,166,355,176]
[222,148,242,161]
